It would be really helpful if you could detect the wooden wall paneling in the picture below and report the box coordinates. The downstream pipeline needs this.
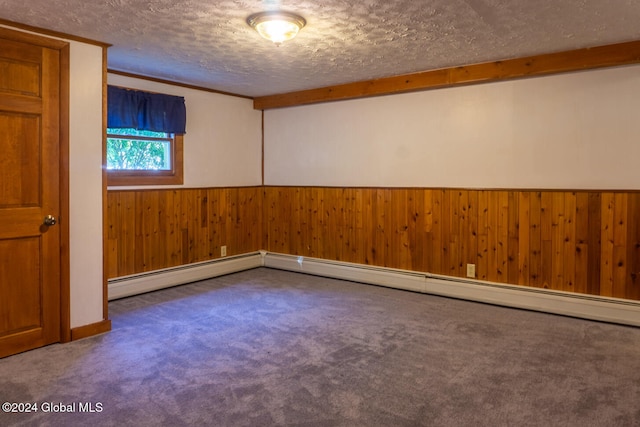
[107,187,262,279]
[106,193,119,278]
[153,190,166,271]
[322,188,335,261]
[457,190,467,276]
[540,191,554,289]
[613,245,628,299]
[563,192,577,292]
[106,192,119,242]
[430,189,444,275]
[360,189,373,265]
[206,188,216,259]
[496,191,510,284]
[300,187,311,256]
[341,188,353,262]
[507,191,519,285]
[613,193,628,298]
[235,189,259,256]
[626,193,640,300]
[403,188,414,270]
[573,192,589,294]
[457,190,469,278]
[441,189,454,276]
[449,193,461,277]
[157,190,168,266]
[179,190,191,264]
[409,189,425,272]
[157,190,169,269]
[134,191,145,273]
[234,187,252,254]
[212,188,226,258]
[392,188,408,270]
[340,187,350,262]
[262,188,272,252]
[338,188,348,261]
[160,190,173,267]
[310,187,322,259]
[234,188,245,256]
[207,188,219,258]
[171,190,186,266]
[167,190,181,266]
[252,187,262,247]
[257,187,265,250]
[247,187,263,252]
[278,188,290,253]
[120,191,136,276]
[274,187,289,254]
[109,186,640,301]
[529,192,542,287]
[518,191,531,286]
[373,189,386,267]
[296,188,306,256]
[422,190,433,272]
[586,193,602,296]
[175,191,186,264]
[466,190,478,279]
[219,188,230,258]
[347,188,363,264]
[600,192,615,296]
[360,189,370,264]
[262,188,269,253]
[356,189,368,265]
[211,187,221,245]
[256,187,264,251]
[485,191,499,282]
[230,189,240,256]
[189,189,201,263]
[550,192,565,291]
[476,191,489,281]
[198,189,208,258]
[326,188,337,260]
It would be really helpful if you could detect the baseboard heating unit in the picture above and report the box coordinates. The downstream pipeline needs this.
[108,251,640,327]
[263,252,640,327]
[108,252,263,300]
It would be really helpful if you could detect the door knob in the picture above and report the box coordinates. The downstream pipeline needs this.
[43,215,57,226]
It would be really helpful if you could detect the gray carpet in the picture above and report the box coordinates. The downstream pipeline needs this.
[1,267,640,426]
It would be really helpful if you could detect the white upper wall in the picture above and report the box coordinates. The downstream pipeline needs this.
[68,41,104,328]
[108,74,263,189]
[265,64,640,189]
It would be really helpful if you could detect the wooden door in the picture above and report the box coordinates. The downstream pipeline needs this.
[0,30,65,358]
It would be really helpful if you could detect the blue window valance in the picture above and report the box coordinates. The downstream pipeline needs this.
[107,85,186,134]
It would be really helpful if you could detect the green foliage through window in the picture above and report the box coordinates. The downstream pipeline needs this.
[107,128,172,170]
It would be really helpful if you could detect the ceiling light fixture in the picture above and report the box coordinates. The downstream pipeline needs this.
[247,11,306,45]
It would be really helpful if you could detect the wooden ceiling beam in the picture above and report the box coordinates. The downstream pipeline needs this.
[253,40,640,110]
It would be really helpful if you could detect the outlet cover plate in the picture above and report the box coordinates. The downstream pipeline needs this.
[466,263,476,278]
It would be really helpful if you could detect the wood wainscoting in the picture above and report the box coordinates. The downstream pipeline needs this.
[107,186,640,301]
[263,187,640,301]
[107,187,262,279]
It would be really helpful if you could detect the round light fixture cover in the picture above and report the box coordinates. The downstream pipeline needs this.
[247,11,306,45]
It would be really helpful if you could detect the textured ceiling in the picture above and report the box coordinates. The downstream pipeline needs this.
[2,0,640,97]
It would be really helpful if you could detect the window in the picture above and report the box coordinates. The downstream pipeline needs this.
[107,86,186,186]
[106,129,184,186]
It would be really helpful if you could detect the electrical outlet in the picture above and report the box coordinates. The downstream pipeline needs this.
[466,263,476,278]
[221,245,227,257]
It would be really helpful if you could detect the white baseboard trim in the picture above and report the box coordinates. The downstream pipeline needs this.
[107,250,640,327]
[263,252,640,327]
[264,253,426,293]
[108,252,264,300]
